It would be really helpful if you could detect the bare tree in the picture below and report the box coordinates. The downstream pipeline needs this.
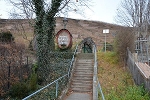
[114,0,150,63]
[0,42,29,96]
[6,0,91,83]
[11,19,34,49]
[7,0,91,50]
[116,0,149,26]
[115,27,135,63]
[115,0,150,37]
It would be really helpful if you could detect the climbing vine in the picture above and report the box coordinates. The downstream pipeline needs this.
[32,0,64,84]
[8,0,91,85]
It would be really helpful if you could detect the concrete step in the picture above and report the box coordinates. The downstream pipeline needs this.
[74,72,93,75]
[73,73,93,77]
[71,87,92,93]
[73,74,93,77]
[73,77,93,81]
[77,53,94,59]
[71,82,92,86]
[72,81,92,84]
[72,79,93,84]
[75,67,93,70]
[73,72,93,75]
[75,66,93,68]
[76,59,93,62]
[74,67,93,69]
[74,69,93,72]
[76,59,94,64]
[76,62,93,64]
[71,82,92,85]
[76,64,93,66]
[67,53,94,95]
[71,85,92,89]
[76,63,93,64]
[74,70,93,72]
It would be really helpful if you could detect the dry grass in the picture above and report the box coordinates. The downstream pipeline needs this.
[13,32,34,48]
[0,17,123,49]
[97,51,134,97]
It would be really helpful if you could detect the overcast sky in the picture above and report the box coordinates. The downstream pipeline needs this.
[0,0,122,24]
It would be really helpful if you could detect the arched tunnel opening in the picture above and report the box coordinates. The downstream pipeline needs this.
[80,37,95,53]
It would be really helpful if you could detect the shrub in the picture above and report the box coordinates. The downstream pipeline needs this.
[0,31,14,42]
[28,73,37,91]
[9,82,29,99]
[114,27,135,62]
[28,63,38,91]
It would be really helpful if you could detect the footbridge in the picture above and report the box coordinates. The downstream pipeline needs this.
[22,37,105,100]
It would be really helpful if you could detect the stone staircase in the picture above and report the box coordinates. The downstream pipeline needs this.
[64,53,94,100]
[70,53,94,93]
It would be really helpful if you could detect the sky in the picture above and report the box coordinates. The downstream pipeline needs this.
[0,0,122,24]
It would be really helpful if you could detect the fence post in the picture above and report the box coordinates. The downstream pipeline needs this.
[27,56,28,65]
[149,77,150,91]
[56,81,58,98]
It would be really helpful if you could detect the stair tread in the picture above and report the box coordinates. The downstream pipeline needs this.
[72,79,93,82]
[73,78,93,80]
[71,86,92,89]
[72,82,92,85]
[68,53,94,93]
[74,68,93,70]
[71,88,92,92]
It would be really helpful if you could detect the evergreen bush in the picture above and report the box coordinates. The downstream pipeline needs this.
[9,82,29,99]
[0,31,14,42]
[28,63,38,91]
[28,73,37,91]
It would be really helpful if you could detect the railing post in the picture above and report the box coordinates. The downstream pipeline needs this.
[56,81,58,98]
[68,70,70,78]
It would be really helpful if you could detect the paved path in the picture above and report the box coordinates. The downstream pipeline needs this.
[63,53,94,100]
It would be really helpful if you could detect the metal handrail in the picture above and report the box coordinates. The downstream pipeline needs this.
[97,78,105,100]
[22,74,68,100]
[22,44,79,100]
[93,44,105,100]
[68,44,78,78]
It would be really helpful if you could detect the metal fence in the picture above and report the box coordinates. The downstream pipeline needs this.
[127,47,150,91]
[22,44,78,100]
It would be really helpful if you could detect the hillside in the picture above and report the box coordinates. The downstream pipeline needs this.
[0,17,123,48]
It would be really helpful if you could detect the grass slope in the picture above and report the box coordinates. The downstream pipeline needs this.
[97,51,150,100]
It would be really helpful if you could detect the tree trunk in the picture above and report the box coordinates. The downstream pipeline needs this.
[33,0,63,83]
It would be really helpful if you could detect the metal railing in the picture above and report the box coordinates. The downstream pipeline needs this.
[22,44,78,100]
[93,44,105,100]
[68,44,78,78]
[97,78,105,100]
